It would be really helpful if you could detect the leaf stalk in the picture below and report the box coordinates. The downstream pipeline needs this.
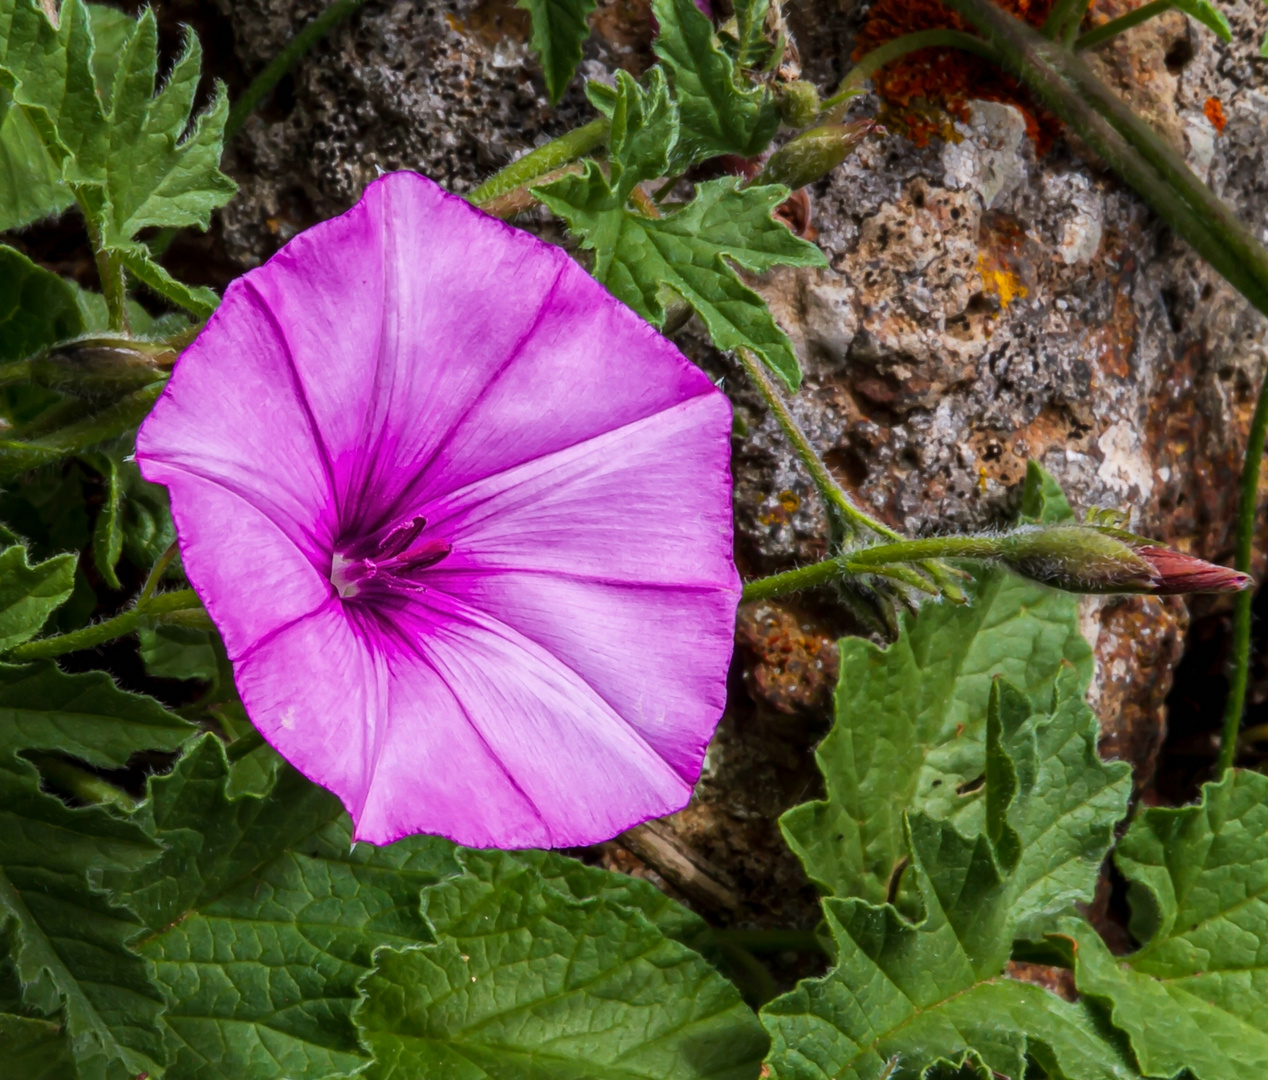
[468,118,610,207]
[9,589,202,661]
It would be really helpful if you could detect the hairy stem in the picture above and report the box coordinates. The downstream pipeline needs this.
[1042,0,1093,42]
[734,347,895,546]
[742,535,1003,602]
[226,0,374,141]
[9,589,202,661]
[1218,370,1268,776]
[1074,0,1172,50]
[139,541,180,603]
[841,29,999,93]
[0,382,165,481]
[86,220,128,333]
[468,118,610,207]
[30,755,137,811]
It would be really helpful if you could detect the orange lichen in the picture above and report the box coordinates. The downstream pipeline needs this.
[977,251,1028,308]
[1204,96,1227,134]
[852,0,1061,151]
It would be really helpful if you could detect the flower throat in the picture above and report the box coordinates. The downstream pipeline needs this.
[330,514,451,598]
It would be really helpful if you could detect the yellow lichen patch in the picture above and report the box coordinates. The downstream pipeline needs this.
[778,490,801,514]
[977,252,1028,309]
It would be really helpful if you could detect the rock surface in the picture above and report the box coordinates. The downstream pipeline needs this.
[206,0,1268,933]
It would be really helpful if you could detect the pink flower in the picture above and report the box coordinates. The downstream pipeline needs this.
[136,172,739,848]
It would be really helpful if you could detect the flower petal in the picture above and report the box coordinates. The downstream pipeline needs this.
[422,392,737,587]
[423,569,735,781]
[142,473,331,659]
[234,592,691,848]
[135,284,338,563]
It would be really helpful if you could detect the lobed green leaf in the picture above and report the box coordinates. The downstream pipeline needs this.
[537,169,824,388]
[517,0,598,105]
[652,0,778,168]
[0,542,75,651]
[1065,768,1268,1080]
[356,846,769,1080]
[779,565,1093,906]
[101,734,460,1080]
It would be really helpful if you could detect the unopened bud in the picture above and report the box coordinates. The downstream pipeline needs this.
[997,524,1252,596]
[759,120,879,191]
[31,337,173,401]
[776,80,822,129]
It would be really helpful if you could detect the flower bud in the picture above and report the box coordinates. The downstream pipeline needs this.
[759,120,878,191]
[776,80,822,129]
[30,337,173,401]
[997,524,1252,596]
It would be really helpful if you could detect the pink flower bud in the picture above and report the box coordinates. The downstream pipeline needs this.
[997,524,1253,596]
[1132,545,1253,595]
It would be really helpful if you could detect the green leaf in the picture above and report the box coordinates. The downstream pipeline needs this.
[0,1010,78,1079]
[608,67,679,199]
[102,734,460,1080]
[137,623,219,682]
[779,566,1092,906]
[517,0,598,104]
[1019,460,1074,525]
[0,542,74,650]
[652,0,778,167]
[0,246,85,364]
[0,105,71,231]
[0,0,107,185]
[537,170,824,389]
[0,596,190,1080]
[355,846,770,1080]
[0,0,234,244]
[733,0,771,66]
[507,846,709,945]
[0,757,166,1080]
[85,3,132,103]
[94,11,235,244]
[761,808,1137,1080]
[1064,767,1268,1080]
[0,661,194,765]
[948,669,1132,940]
[113,241,219,317]
[1173,0,1232,41]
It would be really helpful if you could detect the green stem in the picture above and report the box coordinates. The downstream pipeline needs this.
[941,0,1268,319]
[139,541,180,603]
[468,118,609,207]
[0,382,166,481]
[87,220,127,333]
[225,0,373,142]
[841,29,1000,95]
[9,589,201,661]
[1042,0,1094,43]
[742,535,1003,602]
[734,347,897,546]
[226,729,267,762]
[31,755,137,812]
[1075,0,1171,51]
[1218,369,1268,776]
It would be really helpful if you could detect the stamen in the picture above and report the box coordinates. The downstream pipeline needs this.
[377,515,428,558]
